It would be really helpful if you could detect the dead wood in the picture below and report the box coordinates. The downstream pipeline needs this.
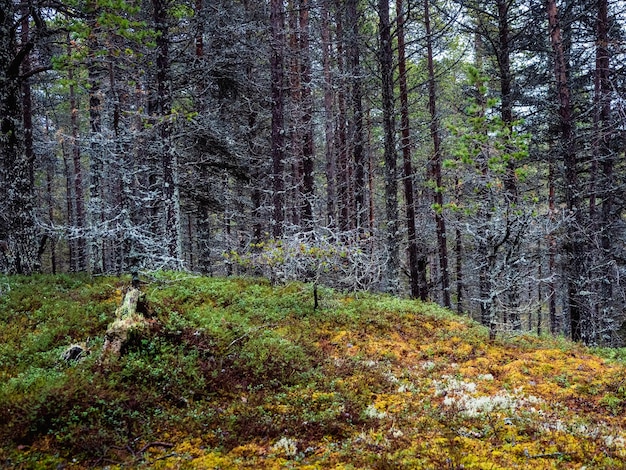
[101,288,148,363]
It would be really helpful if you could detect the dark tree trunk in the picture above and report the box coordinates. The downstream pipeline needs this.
[67,38,87,271]
[335,4,351,231]
[425,0,450,307]
[153,0,180,266]
[397,0,426,300]
[497,0,516,199]
[596,0,613,304]
[299,0,315,227]
[547,0,583,341]
[46,163,57,274]
[270,0,286,237]
[496,0,520,329]
[321,1,336,227]
[347,0,366,232]
[288,0,302,226]
[548,161,558,335]
[86,1,105,273]
[455,225,464,314]
[0,0,40,274]
[378,0,399,293]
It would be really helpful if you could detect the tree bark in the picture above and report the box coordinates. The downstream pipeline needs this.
[378,0,399,293]
[68,36,87,272]
[347,0,366,233]
[0,0,40,274]
[397,0,426,300]
[86,0,105,273]
[321,0,336,227]
[299,0,315,227]
[425,0,450,307]
[335,3,351,231]
[546,0,583,341]
[270,0,286,237]
[496,0,520,330]
[153,0,181,267]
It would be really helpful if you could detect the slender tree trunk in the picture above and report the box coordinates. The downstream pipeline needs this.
[347,0,366,232]
[299,0,315,227]
[397,0,425,300]
[61,142,76,272]
[86,1,105,273]
[497,0,516,199]
[425,0,450,307]
[270,0,286,237]
[153,0,181,267]
[547,0,583,341]
[321,1,336,227]
[537,240,542,336]
[597,0,613,312]
[335,4,350,231]
[496,0,520,330]
[288,0,302,226]
[46,163,57,274]
[589,0,611,232]
[455,225,463,314]
[548,160,558,334]
[378,0,399,293]
[43,118,58,273]
[367,107,376,230]
[67,38,87,271]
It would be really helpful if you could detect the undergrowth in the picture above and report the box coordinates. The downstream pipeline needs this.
[1,272,626,468]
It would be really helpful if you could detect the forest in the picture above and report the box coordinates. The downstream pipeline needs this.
[1,0,625,345]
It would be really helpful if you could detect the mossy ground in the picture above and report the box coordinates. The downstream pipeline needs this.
[1,272,626,469]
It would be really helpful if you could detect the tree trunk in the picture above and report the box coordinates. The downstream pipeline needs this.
[548,161,558,335]
[397,0,426,300]
[496,0,520,330]
[347,0,366,233]
[86,1,105,273]
[546,0,583,341]
[288,0,302,227]
[596,0,613,328]
[425,0,450,307]
[335,4,351,231]
[321,0,336,227]
[270,0,286,237]
[455,218,464,314]
[68,37,87,272]
[299,0,315,227]
[378,0,399,293]
[0,0,40,274]
[153,0,181,267]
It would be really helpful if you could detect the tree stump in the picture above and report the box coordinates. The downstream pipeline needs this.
[101,288,147,363]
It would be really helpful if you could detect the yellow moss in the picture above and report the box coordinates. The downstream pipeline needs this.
[373,393,407,414]
[172,439,205,458]
[448,321,467,331]
[230,442,267,458]
[330,330,349,344]
[185,451,234,469]
[454,343,474,360]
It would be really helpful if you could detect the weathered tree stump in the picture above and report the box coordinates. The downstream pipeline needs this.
[101,288,147,363]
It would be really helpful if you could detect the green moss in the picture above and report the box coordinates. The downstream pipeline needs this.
[2,273,626,468]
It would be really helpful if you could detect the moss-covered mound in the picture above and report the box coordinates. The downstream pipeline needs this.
[1,272,626,469]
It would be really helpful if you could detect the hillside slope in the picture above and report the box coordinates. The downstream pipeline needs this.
[1,273,626,469]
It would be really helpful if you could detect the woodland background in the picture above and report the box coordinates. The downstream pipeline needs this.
[1,0,625,344]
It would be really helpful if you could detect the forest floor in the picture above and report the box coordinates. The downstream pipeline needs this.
[1,272,626,469]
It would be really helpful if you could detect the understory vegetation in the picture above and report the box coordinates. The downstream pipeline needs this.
[2,273,626,469]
